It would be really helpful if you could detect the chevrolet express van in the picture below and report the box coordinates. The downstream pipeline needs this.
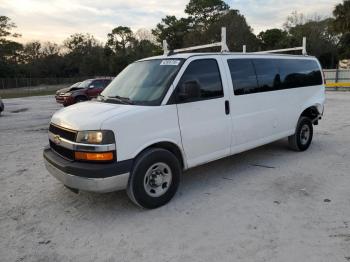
[44,52,325,208]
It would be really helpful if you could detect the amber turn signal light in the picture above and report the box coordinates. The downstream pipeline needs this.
[74,151,114,161]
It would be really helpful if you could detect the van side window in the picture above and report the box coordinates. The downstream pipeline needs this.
[177,59,223,102]
[228,58,322,95]
[227,59,259,95]
[279,59,323,89]
[252,59,281,92]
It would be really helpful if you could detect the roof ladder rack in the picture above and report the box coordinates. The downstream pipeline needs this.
[251,37,307,55]
[163,27,307,56]
[163,27,229,56]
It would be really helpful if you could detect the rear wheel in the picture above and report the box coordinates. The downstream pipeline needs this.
[127,148,181,209]
[288,116,313,151]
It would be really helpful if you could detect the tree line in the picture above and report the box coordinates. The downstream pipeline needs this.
[0,0,349,80]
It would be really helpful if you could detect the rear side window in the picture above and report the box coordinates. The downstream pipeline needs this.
[228,58,322,96]
[177,59,223,101]
[279,59,323,89]
[253,59,281,92]
[227,59,258,95]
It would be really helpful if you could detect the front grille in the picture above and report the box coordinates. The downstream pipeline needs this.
[49,124,77,141]
[50,140,74,161]
[49,124,77,161]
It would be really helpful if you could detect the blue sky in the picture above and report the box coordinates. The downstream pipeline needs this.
[0,0,342,44]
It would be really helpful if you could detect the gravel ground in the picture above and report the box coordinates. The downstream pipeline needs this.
[0,93,349,262]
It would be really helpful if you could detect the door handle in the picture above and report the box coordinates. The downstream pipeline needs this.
[225,100,230,115]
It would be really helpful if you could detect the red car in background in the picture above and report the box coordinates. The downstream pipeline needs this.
[55,78,112,106]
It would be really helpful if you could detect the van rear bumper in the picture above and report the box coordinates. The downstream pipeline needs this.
[43,147,132,193]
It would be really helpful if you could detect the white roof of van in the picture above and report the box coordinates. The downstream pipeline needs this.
[140,52,317,62]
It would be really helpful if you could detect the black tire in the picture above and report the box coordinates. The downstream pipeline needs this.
[127,148,181,209]
[288,116,313,151]
[75,96,87,103]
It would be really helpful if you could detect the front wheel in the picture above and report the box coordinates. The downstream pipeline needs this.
[75,96,87,103]
[288,116,313,151]
[127,148,181,209]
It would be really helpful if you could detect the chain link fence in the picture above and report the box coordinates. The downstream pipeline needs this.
[0,76,114,98]
[0,77,90,90]
[324,69,350,88]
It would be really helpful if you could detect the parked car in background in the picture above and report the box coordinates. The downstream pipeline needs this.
[55,78,112,106]
[0,97,4,115]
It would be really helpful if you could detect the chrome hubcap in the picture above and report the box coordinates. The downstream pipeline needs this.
[300,124,310,145]
[144,162,172,197]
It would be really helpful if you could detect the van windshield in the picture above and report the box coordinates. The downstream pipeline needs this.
[100,59,184,106]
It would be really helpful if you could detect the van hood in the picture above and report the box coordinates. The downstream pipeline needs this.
[51,101,136,131]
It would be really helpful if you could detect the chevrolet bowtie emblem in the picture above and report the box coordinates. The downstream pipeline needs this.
[53,135,61,145]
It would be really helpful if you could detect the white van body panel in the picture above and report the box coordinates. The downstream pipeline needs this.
[100,104,185,165]
[173,56,232,168]
[50,101,135,131]
[220,55,325,155]
[48,52,325,175]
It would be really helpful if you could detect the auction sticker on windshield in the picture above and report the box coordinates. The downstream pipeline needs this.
[160,60,181,66]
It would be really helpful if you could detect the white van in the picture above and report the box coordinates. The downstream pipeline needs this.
[44,49,325,208]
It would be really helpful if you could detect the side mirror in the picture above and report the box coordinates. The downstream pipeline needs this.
[88,85,95,89]
[178,80,201,101]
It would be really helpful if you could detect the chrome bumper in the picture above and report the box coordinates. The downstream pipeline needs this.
[44,158,129,193]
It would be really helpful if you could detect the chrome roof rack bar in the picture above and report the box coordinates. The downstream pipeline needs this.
[163,27,229,56]
[252,37,307,55]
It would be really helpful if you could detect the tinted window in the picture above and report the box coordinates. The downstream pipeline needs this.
[103,79,111,87]
[228,59,258,95]
[228,58,322,96]
[177,59,223,102]
[92,80,104,88]
[278,59,322,89]
[253,59,281,92]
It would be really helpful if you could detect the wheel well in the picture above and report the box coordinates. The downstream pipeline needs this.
[301,106,319,120]
[141,142,185,169]
[75,95,87,101]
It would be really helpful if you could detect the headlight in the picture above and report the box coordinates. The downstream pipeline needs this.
[76,130,115,144]
[62,92,72,97]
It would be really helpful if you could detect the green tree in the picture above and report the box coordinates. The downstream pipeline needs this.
[333,1,350,59]
[107,26,134,54]
[333,0,350,33]
[41,42,61,56]
[22,41,42,63]
[258,29,290,50]
[286,15,339,68]
[185,0,229,30]
[152,16,191,50]
[0,16,22,77]
[0,16,21,39]
[63,33,108,76]
[64,33,98,55]
[184,10,260,52]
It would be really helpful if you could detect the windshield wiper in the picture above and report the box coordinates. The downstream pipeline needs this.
[106,95,134,105]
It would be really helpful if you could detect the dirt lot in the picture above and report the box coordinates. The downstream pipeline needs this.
[0,93,349,262]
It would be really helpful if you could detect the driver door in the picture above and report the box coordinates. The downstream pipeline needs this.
[86,80,104,98]
[175,57,232,168]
